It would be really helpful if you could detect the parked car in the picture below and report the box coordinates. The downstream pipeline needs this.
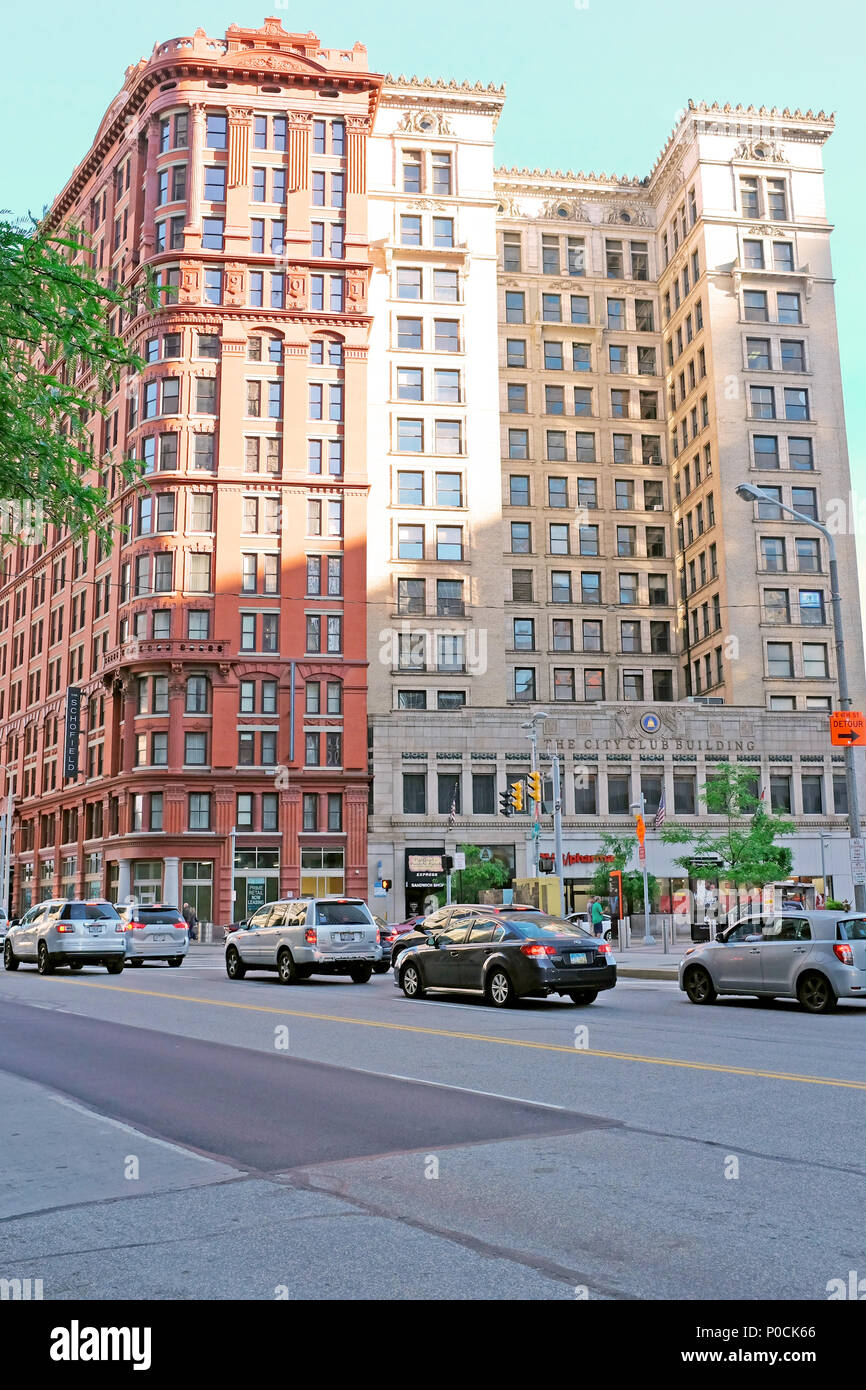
[396,910,616,1008]
[117,901,189,967]
[0,906,8,948]
[567,909,614,941]
[3,899,126,974]
[679,910,866,1014]
[225,897,379,984]
[389,903,545,971]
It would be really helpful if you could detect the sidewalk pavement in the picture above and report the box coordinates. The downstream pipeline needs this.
[613,937,690,981]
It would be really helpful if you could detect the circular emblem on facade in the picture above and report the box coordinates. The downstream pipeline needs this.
[640,712,661,734]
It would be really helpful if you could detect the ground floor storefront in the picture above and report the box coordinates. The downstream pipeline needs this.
[368,703,865,922]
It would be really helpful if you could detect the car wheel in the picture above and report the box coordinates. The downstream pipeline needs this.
[3,940,19,971]
[604,928,614,943]
[37,943,54,976]
[684,965,716,1005]
[168,957,183,968]
[373,962,391,975]
[568,990,598,1005]
[277,949,297,985]
[105,961,124,975]
[349,964,373,984]
[68,962,84,972]
[486,968,517,1008]
[797,971,837,1014]
[225,946,246,980]
[400,962,425,999]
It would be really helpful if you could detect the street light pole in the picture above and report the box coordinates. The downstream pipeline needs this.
[0,764,14,917]
[631,793,653,943]
[735,484,865,911]
[549,744,566,915]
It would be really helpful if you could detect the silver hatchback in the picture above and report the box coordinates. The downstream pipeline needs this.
[3,899,126,975]
[679,910,866,1013]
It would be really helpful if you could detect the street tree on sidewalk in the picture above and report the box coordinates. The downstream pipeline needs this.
[590,832,659,915]
[452,844,511,904]
[660,761,792,901]
[0,216,150,543]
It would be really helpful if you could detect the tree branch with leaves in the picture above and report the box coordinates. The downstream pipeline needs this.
[0,216,152,544]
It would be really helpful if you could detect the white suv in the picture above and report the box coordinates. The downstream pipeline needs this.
[4,899,126,974]
[225,897,379,985]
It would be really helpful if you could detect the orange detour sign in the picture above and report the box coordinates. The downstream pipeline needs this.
[830,712,866,747]
[635,813,646,845]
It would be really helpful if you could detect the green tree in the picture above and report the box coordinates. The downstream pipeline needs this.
[660,761,792,889]
[453,844,511,904]
[0,217,150,542]
[590,832,659,914]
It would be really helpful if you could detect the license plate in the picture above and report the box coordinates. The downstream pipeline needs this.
[569,952,588,965]
[151,935,169,943]
[337,932,360,942]
[87,926,104,935]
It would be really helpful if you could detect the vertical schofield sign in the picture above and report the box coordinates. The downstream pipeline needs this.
[63,687,82,780]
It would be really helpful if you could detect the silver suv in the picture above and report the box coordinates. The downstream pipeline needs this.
[679,910,866,1013]
[225,897,379,985]
[3,899,126,975]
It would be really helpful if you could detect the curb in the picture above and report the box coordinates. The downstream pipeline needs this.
[617,966,679,981]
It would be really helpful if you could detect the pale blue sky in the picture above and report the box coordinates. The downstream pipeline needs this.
[5,0,863,501]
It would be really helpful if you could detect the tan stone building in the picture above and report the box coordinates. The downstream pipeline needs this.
[367,99,866,917]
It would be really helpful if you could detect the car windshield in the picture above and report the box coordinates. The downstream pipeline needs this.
[136,908,181,924]
[316,903,371,926]
[511,914,593,939]
[61,903,120,921]
[839,917,866,941]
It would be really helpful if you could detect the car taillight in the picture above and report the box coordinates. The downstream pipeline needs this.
[305,928,317,944]
[131,923,146,930]
[56,924,75,933]
[520,943,557,957]
[376,928,381,943]
[834,942,854,966]
[174,921,187,929]
[596,942,612,956]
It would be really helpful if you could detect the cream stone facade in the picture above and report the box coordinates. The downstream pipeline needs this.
[367,98,866,917]
[366,78,507,716]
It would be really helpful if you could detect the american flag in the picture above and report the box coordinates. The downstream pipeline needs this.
[653,790,666,829]
[448,787,458,828]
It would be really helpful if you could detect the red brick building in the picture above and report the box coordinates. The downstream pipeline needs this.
[0,19,381,922]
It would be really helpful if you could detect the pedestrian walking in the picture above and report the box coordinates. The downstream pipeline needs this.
[590,896,604,938]
[182,902,199,943]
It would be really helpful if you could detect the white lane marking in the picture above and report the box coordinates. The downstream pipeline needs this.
[380,1072,566,1110]
[49,1094,245,1171]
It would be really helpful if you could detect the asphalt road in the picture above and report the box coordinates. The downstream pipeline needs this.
[2,945,866,1300]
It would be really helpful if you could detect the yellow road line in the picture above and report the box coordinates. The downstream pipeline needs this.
[37,977,866,1092]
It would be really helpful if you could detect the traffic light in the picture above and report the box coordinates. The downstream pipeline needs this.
[380,878,392,892]
[527,771,542,803]
[442,856,453,873]
[510,780,524,813]
[499,789,512,817]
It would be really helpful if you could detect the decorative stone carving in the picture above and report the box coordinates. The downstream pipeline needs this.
[734,138,787,162]
[345,271,368,312]
[604,205,650,226]
[223,265,245,306]
[396,110,453,135]
[542,197,591,222]
[287,272,307,309]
